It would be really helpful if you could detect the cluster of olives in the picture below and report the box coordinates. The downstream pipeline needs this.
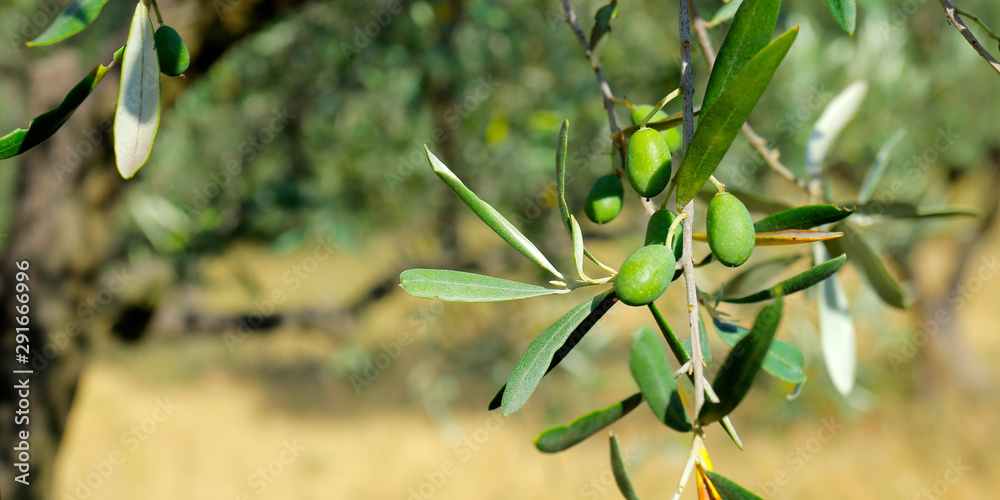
[580,103,758,307]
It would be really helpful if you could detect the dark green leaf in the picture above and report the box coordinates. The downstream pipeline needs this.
[27,0,111,47]
[703,0,781,112]
[720,254,846,303]
[400,269,565,302]
[610,435,641,500]
[713,318,805,384]
[699,298,783,424]
[675,27,799,206]
[720,254,805,298]
[629,326,691,432]
[846,201,982,219]
[535,393,642,453]
[494,292,617,414]
[0,47,124,159]
[824,223,909,309]
[705,471,765,500]
[589,0,619,54]
[753,204,855,233]
[825,0,857,35]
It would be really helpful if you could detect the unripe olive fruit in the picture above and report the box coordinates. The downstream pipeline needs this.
[630,105,682,153]
[707,192,755,267]
[615,244,677,306]
[626,128,672,198]
[584,174,624,224]
[154,26,190,77]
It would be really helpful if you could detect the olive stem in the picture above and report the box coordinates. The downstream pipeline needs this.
[955,8,1000,42]
[709,175,725,192]
[150,0,164,25]
[678,0,707,421]
[670,434,704,500]
[638,88,681,128]
[665,211,688,247]
[938,0,1000,75]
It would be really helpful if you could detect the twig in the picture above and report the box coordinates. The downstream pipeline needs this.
[956,8,1000,42]
[678,0,705,418]
[561,0,657,215]
[688,0,811,193]
[939,0,1000,75]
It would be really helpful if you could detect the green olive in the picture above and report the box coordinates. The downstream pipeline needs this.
[615,244,677,306]
[584,174,624,224]
[154,26,190,77]
[630,104,682,152]
[625,128,672,198]
[707,192,755,267]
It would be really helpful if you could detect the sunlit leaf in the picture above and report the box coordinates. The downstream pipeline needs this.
[27,0,111,47]
[571,216,588,281]
[720,254,846,303]
[824,223,908,308]
[703,0,781,112]
[699,298,783,424]
[535,393,642,453]
[0,47,124,159]
[814,243,856,396]
[753,204,855,233]
[825,0,857,36]
[426,147,564,279]
[692,230,843,246]
[496,292,616,415]
[713,318,805,384]
[706,471,766,499]
[805,81,866,179]
[114,1,161,179]
[610,435,641,500]
[629,326,692,432]
[675,27,799,205]
[589,0,619,58]
[400,269,566,302]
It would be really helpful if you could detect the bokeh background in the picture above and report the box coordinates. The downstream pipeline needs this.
[1,0,999,498]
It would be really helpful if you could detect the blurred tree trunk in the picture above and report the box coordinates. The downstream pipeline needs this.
[0,1,308,498]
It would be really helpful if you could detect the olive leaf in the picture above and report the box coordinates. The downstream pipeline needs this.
[846,201,982,219]
[814,243,856,396]
[629,326,692,432]
[752,204,855,233]
[0,47,124,159]
[556,120,572,232]
[27,0,112,47]
[720,254,806,298]
[495,292,616,415]
[426,147,565,279]
[114,1,161,179]
[535,393,642,453]
[570,215,589,281]
[713,317,806,384]
[611,434,641,500]
[589,0,619,58]
[823,223,909,309]
[702,0,781,112]
[400,269,567,302]
[805,81,867,180]
[858,129,905,203]
[699,298,783,425]
[674,27,799,206]
[705,471,766,500]
[720,254,846,303]
[692,230,843,246]
[825,0,858,36]
[706,0,744,28]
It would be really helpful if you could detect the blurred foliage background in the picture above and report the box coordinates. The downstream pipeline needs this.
[0,0,999,498]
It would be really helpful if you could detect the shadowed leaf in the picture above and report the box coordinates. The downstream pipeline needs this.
[713,317,805,384]
[720,254,846,303]
[706,471,766,499]
[535,393,641,453]
[753,204,855,233]
[27,0,111,47]
[611,435,640,500]
[629,326,691,432]
[824,223,908,309]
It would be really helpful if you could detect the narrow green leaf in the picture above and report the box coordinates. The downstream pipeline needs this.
[610,435,641,500]
[706,0,744,28]
[535,393,642,453]
[720,254,805,298]
[805,81,867,179]
[699,298,783,424]
[858,129,905,203]
[814,243,856,395]
[753,204,855,233]
[589,0,619,56]
[426,147,565,279]
[0,47,124,159]
[675,27,799,206]
[720,254,846,303]
[705,471,766,500]
[824,223,908,309]
[27,0,112,47]
[114,1,161,179]
[629,326,692,432]
[571,216,588,281]
[400,269,565,302]
[847,201,982,219]
[499,292,616,415]
[825,0,857,35]
[713,318,805,384]
[703,0,781,112]
[556,120,572,232]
